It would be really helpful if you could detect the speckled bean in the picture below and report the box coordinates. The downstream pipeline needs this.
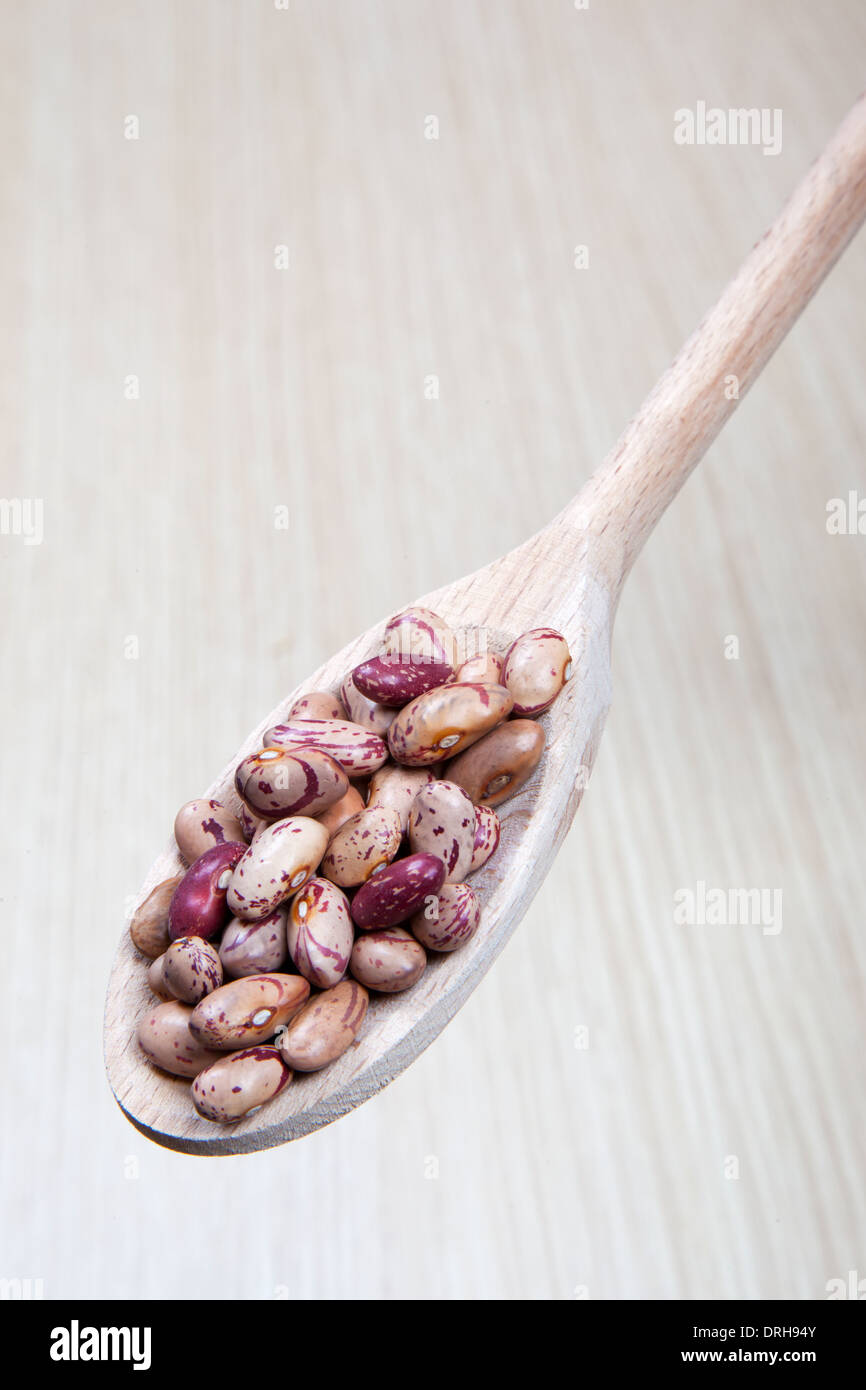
[470,804,501,871]
[147,954,173,1000]
[137,1000,223,1077]
[226,817,329,922]
[173,798,246,864]
[168,842,246,941]
[238,804,265,843]
[407,780,476,883]
[189,973,310,1050]
[410,883,481,952]
[219,910,288,978]
[235,746,348,820]
[365,764,436,831]
[286,877,354,988]
[315,783,366,838]
[388,682,513,766]
[445,719,545,806]
[350,928,427,993]
[162,936,223,1003]
[192,1046,292,1123]
[351,655,454,707]
[262,718,388,776]
[455,651,504,685]
[339,672,396,736]
[320,807,402,887]
[276,979,369,1072]
[502,627,572,715]
[382,606,457,670]
[129,875,183,958]
[287,690,347,721]
[351,852,446,930]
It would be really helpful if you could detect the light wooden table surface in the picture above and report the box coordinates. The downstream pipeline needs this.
[2,0,864,1300]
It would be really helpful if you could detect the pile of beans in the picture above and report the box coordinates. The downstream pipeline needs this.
[129,608,572,1124]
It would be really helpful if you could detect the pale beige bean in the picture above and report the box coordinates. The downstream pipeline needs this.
[162,936,223,1003]
[411,883,481,952]
[320,807,402,887]
[219,910,288,978]
[147,954,173,1000]
[340,672,396,736]
[277,980,369,1071]
[235,746,348,819]
[366,764,437,831]
[174,798,246,864]
[262,718,388,776]
[315,783,365,838]
[287,690,347,720]
[350,928,427,993]
[238,804,265,843]
[129,876,182,959]
[227,817,328,922]
[189,974,310,1050]
[388,682,513,766]
[192,1047,292,1123]
[502,627,572,715]
[287,877,354,987]
[407,780,475,883]
[383,606,457,670]
[137,1000,223,1077]
[455,651,504,684]
[445,719,545,806]
[470,804,501,871]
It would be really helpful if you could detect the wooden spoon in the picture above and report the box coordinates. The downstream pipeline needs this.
[105,94,866,1154]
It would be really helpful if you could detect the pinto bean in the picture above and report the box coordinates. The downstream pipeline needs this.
[320,807,402,888]
[455,651,504,684]
[470,804,501,872]
[129,876,183,958]
[339,672,396,736]
[262,718,388,776]
[350,928,427,993]
[189,974,310,1050]
[445,719,545,806]
[226,817,329,922]
[162,936,223,1003]
[315,783,366,838]
[387,682,513,766]
[287,691,346,720]
[219,910,288,978]
[351,655,454,707]
[147,954,173,1001]
[382,606,457,670]
[410,883,481,952]
[502,627,572,715]
[286,877,354,988]
[173,799,246,864]
[351,853,446,929]
[168,842,246,941]
[234,746,348,820]
[137,1000,223,1077]
[192,1047,292,1123]
[276,980,369,1072]
[407,780,476,883]
[365,764,436,831]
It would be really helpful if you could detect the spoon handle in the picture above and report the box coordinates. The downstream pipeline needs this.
[565,90,866,599]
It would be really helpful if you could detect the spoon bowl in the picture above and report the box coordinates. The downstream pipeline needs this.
[105,525,615,1154]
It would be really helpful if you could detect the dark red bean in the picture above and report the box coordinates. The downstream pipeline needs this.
[351,656,454,708]
[350,852,446,930]
[168,841,245,942]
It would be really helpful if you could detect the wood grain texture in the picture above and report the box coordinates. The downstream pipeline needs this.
[3,0,866,1297]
